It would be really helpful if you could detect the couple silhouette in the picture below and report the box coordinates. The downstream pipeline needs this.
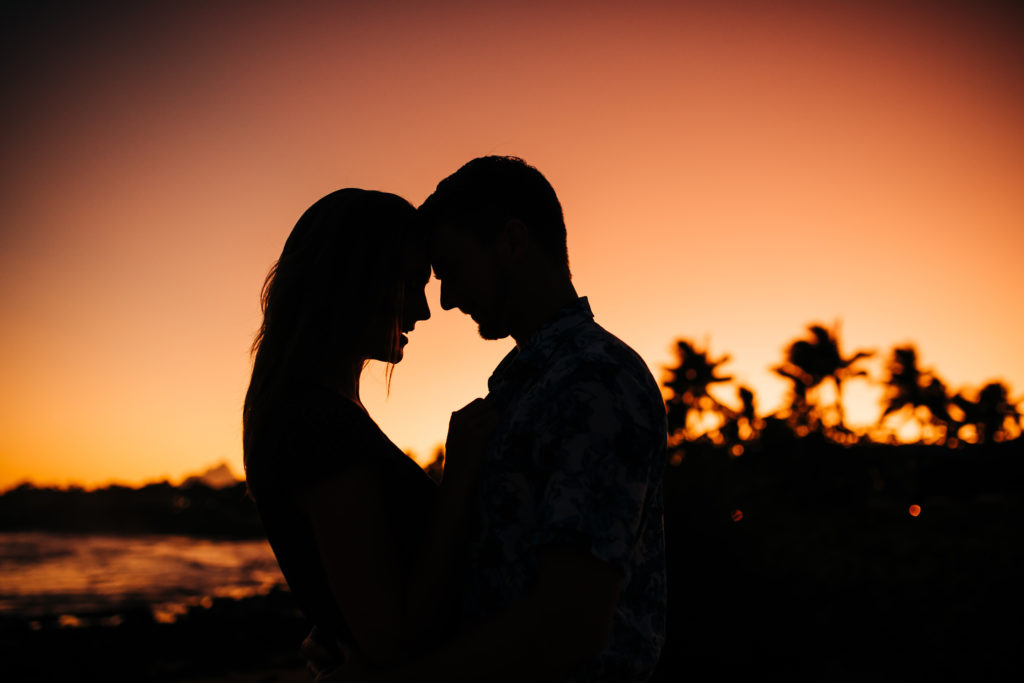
[243,156,667,682]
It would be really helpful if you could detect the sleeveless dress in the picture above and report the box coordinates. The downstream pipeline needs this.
[245,381,439,650]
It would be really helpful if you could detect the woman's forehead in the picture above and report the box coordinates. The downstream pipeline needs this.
[402,241,431,280]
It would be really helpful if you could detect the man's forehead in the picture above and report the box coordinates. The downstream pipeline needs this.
[430,220,461,241]
[429,221,470,258]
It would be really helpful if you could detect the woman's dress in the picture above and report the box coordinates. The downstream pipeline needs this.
[245,380,438,649]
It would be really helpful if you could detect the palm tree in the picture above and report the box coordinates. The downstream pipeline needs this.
[664,339,733,444]
[719,385,760,447]
[880,346,953,443]
[774,322,873,437]
[951,382,1022,444]
[738,386,757,425]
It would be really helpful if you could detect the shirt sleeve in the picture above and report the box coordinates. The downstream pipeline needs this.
[529,367,662,580]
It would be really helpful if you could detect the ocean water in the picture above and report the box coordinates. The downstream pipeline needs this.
[0,532,286,626]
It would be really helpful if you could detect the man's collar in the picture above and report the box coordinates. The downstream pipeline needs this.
[487,296,593,393]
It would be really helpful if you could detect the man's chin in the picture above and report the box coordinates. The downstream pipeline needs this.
[477,323,510,341]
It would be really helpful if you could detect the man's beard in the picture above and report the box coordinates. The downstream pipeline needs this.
[474,281,511,340]
[477,320,509,340]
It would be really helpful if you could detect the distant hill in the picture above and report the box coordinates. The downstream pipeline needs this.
[180,462,242,489]
[1,438,1020,541]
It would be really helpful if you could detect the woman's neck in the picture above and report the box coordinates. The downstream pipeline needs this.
[326,357,367,410]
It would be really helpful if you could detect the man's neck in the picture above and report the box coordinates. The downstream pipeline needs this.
[510,278,578,349]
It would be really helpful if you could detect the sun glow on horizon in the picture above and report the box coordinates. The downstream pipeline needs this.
[1,1,1021,489]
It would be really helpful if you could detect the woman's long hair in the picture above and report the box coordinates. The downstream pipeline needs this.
[242,189,416,490]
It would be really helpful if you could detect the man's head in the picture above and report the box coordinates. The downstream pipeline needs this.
[419,156,571,341]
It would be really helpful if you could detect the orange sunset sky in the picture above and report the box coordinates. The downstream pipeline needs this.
[1,0,1021,489]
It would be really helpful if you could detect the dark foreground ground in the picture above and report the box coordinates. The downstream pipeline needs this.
[653,436,1024,682]
[2,437,1022,681]
[0,589,308,682]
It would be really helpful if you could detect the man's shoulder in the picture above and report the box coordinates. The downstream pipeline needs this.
[534,320,664,430]
[555,321,658,389]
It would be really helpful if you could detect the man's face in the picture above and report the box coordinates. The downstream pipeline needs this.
[430,221,511,340]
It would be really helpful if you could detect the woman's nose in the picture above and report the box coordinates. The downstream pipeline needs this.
[439,281,455,311]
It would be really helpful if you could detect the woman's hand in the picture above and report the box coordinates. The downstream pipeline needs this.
[313,653,371,683]
[301,626,342,679]
[302,629,370,682]
[443,395,501,484]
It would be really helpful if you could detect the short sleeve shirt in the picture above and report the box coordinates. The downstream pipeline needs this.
[463,297,667,683]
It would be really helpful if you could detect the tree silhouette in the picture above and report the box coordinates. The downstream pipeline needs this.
[658,325,1021,449]
[774,322,873,438]
[664,340,733,447]
[950,382,1022,444]
[880,346,954,444]
[422,446,445,484]
[718,385,760,449]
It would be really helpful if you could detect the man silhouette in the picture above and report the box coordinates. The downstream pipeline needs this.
[314,156,666,682]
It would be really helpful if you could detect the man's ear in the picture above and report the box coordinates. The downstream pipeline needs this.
[499,218,529,261]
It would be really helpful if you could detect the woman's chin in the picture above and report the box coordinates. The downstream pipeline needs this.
[367,348,404,364]
[367,336,408,364]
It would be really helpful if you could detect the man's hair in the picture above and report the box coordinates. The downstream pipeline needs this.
[419,156,569,272]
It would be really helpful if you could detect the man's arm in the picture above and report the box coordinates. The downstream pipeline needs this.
[302,397,498,667]
[329,374,656,682]
[358,375,657,683]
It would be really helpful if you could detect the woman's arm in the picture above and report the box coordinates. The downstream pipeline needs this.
[304,465,411,665]
[302,396,499,666]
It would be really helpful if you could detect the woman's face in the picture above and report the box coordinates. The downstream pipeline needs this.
[364,241,431,364]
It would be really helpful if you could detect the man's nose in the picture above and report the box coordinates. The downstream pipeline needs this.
[416,292,431,323]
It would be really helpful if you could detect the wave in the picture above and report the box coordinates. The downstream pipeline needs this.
[0,532,286,624]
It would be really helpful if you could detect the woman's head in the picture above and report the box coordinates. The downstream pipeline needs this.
[243,189,429,496]
[247,189,429,396]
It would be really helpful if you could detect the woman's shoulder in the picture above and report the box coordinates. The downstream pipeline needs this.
[247,381,389,491]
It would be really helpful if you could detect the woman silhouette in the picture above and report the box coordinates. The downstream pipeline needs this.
[243,189,492,674]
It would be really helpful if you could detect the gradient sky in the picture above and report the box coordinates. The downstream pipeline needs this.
[1,0,1021,489]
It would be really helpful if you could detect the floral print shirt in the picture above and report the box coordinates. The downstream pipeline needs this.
[463,297,667,682]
